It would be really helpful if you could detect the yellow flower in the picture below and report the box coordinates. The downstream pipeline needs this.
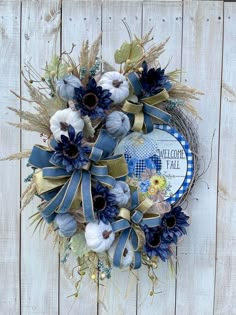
[150,175,167,191]
[148,186,157,195]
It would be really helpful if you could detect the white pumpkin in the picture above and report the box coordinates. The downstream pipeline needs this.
[105,111,130,138]
[98,71,129,104]
[54,213,78,237]
[85,221,115,253]
[56,74,82,101]
[50,108,84,141]
[108,239,134,268]
[110,181,131,208]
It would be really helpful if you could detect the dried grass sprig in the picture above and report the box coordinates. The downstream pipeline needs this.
[8,106,51,136]
[25,81,49,105]
[79,40,89,70]
[143,38,169,65]
[79,34,102,83]
[21,181,37,211]
[126,37,169,72]
[134,28,153,47]
[169,83,204,101]
[0,150,31,161]
[88,33,102,70]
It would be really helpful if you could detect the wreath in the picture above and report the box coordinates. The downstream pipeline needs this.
[4,30,201,296]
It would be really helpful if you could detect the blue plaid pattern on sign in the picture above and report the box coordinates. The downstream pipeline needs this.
[155,124,194,204]
[125,153,162,178]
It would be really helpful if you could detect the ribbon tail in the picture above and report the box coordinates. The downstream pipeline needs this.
[41,181,69,217]
[81,170,95,222]
[130,227,145,252]
[57,170,82,213]
[133,251,142,269]
[113,228,131,268]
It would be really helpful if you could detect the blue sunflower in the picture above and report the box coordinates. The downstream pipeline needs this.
[74,77,113,119]
[140,61,172,97]
[52,125,90,173]
[161,206,190,244]
[143,225,172,262]
[92,183,118,224]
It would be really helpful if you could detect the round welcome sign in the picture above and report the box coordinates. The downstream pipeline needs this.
[114,124,194,204]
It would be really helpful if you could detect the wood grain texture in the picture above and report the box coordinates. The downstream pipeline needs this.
[138,2,182,313]
[20,1,60,314]
[0,1,21,314]
[214,3,236,315]
[59,1,101,314]
[176,1,223,315]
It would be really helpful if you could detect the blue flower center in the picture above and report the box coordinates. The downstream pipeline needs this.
[166,215,176,229]
[63,143,79,159]
[147,228,162,248]
[83,92,98,110]
[93,195,107,211]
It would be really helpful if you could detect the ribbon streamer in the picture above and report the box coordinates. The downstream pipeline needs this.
[123,72,171,133]
[112,191,161,269]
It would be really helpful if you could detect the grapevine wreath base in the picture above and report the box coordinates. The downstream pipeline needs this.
[4,30,202,296]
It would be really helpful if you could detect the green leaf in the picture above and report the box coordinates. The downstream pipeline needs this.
[114,42,131,64]
[45,55,68,79]
[70,232,90,258]
[114,40,143,65]
[129,40,143,63]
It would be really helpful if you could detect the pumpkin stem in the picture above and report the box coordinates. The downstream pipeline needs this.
[123,248,128,257]
[112,80,123,88]
[60,121,69,131]
[102,230,112,239]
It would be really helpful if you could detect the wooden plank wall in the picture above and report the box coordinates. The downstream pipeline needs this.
[0,1,235,314]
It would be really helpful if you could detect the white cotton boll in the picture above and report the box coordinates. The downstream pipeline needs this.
[108,239,134,268]
[85,221,115,253]
[110,181,131,208]
[56,74,82,101]
[50,108,84,141]
[105,111,130,138]
[98,71,130,104]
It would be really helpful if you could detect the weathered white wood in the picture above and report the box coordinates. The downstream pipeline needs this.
[214,3,236,315]
[176,2,223,315]
[59,1,101,314]
[99,1,142,314]
[138,2,182,314]
[21,1,60,314]
[101,0,142,68]
[0,1,21,314]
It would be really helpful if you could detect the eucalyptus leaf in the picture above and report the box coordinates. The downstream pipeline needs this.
[114,42,131,64]
[70,232,90,258]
